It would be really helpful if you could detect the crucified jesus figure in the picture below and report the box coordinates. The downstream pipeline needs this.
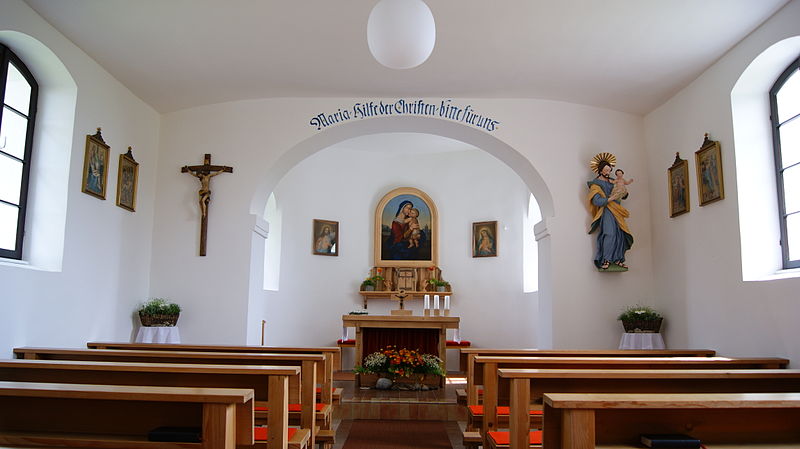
[181,154,233,256]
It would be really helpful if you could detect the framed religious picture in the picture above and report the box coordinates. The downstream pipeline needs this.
[473,221,498,257]
[115,147,139,212]
[374,187,438,267]
[312,219,338,256]
[81,128,110,199]
[695,134,725,206]
[668,152,690,217]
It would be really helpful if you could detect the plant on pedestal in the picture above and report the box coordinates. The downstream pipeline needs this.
[618,305,663,333]
[138,298,181,327]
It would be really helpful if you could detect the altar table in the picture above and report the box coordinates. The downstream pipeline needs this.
[342,315,459,386]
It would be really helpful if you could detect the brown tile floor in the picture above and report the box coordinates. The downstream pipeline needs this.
[331,371,467,449]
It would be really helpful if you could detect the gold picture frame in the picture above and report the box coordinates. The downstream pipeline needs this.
[473,221,498,257]
[695,134,725,206]
[374,187,438,267]
[668,152,690,217]
[81,128,110,199]
[313,219,338,256]
[115,147,139,212]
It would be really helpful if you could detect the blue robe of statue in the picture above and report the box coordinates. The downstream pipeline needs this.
[587,178,633,268]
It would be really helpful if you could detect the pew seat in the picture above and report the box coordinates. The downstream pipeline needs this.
[254,427,310,449]
[487,430,542,449]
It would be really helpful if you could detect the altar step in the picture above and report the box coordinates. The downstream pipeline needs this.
[333,371,467,421]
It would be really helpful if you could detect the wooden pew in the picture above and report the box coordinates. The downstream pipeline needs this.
[86,342,341,404]
[473,355,789,447]
[0,380,254,449]
[0,359,307,449]
[500,368,800,449]
[459,348,716,405]
[543,392,800,449]
[13,347,325,447]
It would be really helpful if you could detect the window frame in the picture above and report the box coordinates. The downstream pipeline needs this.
[0,43,39,260]
[769,55,800,269]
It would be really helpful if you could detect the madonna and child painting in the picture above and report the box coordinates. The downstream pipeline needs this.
[375,187,437,267]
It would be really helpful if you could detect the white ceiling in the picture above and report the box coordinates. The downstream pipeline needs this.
[24,0,791,115]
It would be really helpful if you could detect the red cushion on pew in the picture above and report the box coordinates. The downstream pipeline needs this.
[468,405,543,416]
[254,427,298,441]
[445,340,472,346]
[337,339,356,344]
[256,403,325,412]
[488,430,542,445]
[288,403,326,412]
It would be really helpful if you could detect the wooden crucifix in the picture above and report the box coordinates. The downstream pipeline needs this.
[181,154,233,256]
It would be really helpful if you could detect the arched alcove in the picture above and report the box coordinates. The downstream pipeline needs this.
[246,115,556,350]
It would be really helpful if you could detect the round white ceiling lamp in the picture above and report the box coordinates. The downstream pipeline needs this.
[367,0,436,69]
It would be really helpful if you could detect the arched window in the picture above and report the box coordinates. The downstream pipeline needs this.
[770,55,800,269]
[0,43,38,260]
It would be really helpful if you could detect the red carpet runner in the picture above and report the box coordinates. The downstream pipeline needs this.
[342,420,452,449]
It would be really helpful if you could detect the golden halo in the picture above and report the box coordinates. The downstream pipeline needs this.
[590,152,617,173]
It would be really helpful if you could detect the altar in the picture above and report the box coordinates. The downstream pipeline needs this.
[342,315,459,386]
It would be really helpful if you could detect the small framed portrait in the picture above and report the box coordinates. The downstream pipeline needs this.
[81,128,110,199]
[313,219,338,256]
[374,187,438,267]
[473,221,498,257]
[695,134,725,206]
[115,147,139,212]
[668,153,690,218]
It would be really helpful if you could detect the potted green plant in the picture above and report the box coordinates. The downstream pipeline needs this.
[138,298,181,327]
[428,278,450,292]
[361,273,384,291]
[618,305,663,333]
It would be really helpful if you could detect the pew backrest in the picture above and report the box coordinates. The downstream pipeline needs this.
[497,368,800,449]
[86,341,339,403]
[0,380,255,449]
[0,359,300,448]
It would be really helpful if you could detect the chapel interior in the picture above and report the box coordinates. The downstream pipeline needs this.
[1,1,800,448]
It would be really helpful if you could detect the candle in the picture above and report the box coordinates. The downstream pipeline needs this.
[424,294,430,310]
[434,295,439,310]
[444,295,450,310]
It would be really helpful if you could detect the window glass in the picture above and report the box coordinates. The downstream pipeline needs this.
[0,154,22,204]
[776,68,800,123]
[788,213,800,261]
[779,117,800,169]
[783,164,800,214]
[0,201,18,251]
[4,63,31,115]
[0,106,28,159]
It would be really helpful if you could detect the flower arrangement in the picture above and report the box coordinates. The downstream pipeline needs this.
[354,346,445,378]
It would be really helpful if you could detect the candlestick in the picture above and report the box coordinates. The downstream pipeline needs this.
[424,294,430,310]
[444,295,450,310]
[433,295,439,310]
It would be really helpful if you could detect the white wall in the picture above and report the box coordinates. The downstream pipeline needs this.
[260,140,537,369]
[644,0,800,363]
[0,0,160,357]
[153,97,651,350]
